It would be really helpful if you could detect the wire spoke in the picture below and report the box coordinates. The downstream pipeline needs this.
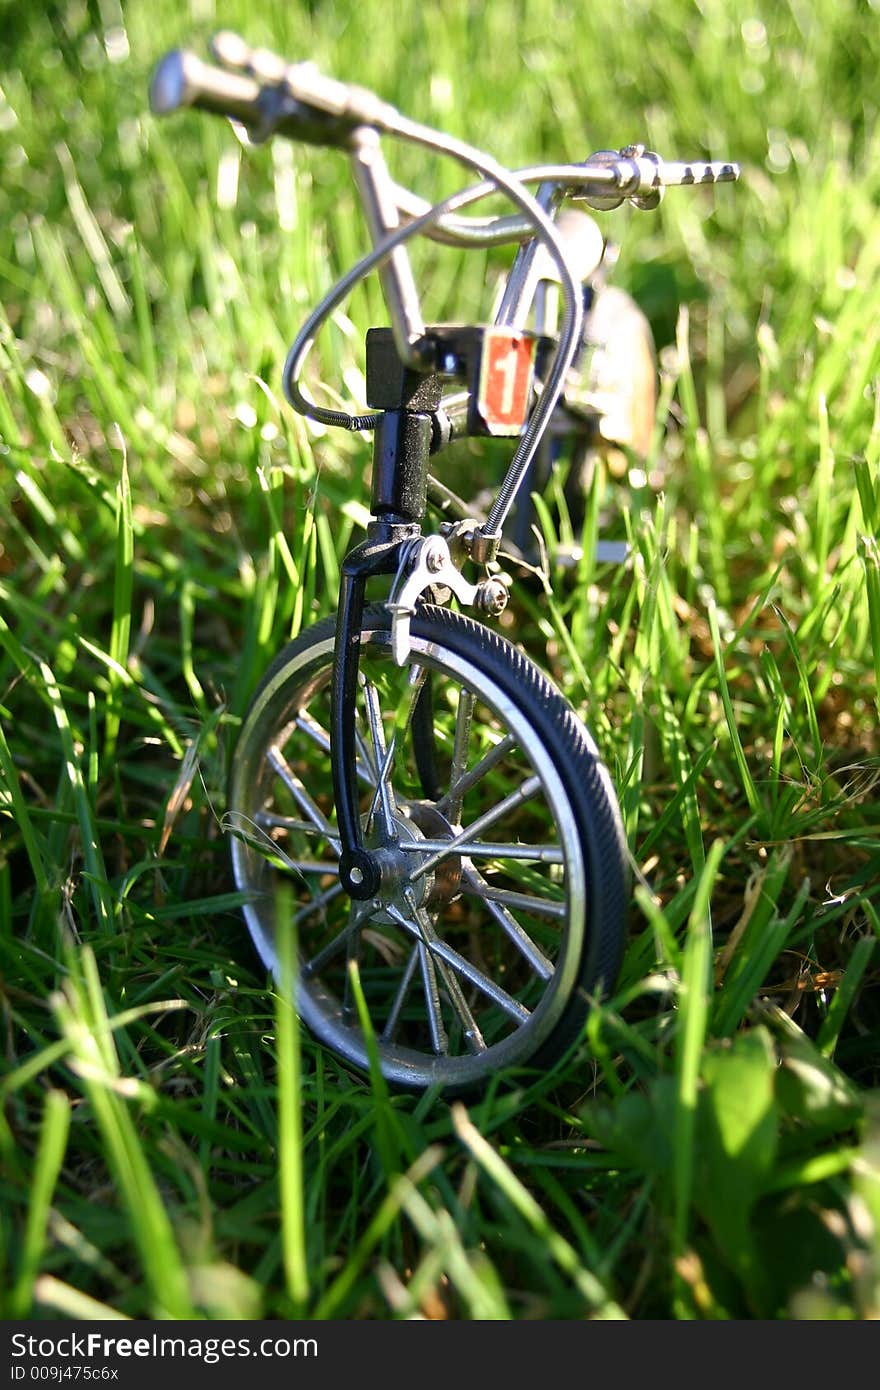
[341,901,369,1026]
[460,870,565,919]
[461,868,555,980]
[230,819,316,875]
[295,709,377,786]
[418,941,448,1055]
[382,944,420,1043]
[301,919,352,979]
[432,955,487,1052]
[445,689,475,823]
[361,678,398,837]
[355,728,379,783]
[276,859,341,875]
[387,900,486,1052]
[300,891,368,975]
[295,880,345,928]
[362,666,430,835]
[388,898,527,1028]
[267,745,341,854]
[399,837,564,863]
[435,733,517,816]
[407,774,542,881]
[429,935,530,1024]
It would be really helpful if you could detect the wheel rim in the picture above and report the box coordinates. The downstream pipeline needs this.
[228,618,588,1090]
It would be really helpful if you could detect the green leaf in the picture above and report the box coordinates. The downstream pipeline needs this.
[584,1079,676,1177]
[775,1031,863,1138]
[695,1028,779,1285]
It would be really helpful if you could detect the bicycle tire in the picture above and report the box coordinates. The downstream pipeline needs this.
[227,604,627,1093]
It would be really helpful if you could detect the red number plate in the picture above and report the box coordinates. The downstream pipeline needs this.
[477,330,537,435]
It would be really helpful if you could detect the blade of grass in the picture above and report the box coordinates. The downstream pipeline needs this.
[9,1089,71,1318]
[451,1103,626,1317]
[0,720,49,901]
[772,604,823,770]
[33,1275,130,1320]
[708,602,765,829]
[53,948,194,1317]
[105,445,133,758]
[394,1172,512,1318]
[816,934,876,1060]
[40,660,114,935]
[313,1145,445,1318]
[274,883,309,1314]
[715,872,811,1038]
[673,838,724,1298]
[346,958,404,1182]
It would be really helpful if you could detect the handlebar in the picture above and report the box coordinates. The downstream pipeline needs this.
[150,38,740,224]
[149,33,739,543]
[150,50,261,124]
[149,48,375,149]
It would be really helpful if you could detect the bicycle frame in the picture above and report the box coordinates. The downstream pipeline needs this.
[150,39,740,1085]
[327,133,599,899]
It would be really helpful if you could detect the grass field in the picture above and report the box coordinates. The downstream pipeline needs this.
[1,0,879,1320]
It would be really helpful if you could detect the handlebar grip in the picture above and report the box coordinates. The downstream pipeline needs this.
[150,47,375,149]
[150,45,396,147]
[150,50,263,125]
[208,30,398,130]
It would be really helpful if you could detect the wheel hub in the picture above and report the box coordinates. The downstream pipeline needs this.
[405,801,462,907]
[363,801,461,921]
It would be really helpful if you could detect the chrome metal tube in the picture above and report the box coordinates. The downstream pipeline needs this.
[349,127,427,366]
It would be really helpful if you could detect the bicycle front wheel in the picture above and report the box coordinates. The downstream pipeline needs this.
[228,605,626,1093]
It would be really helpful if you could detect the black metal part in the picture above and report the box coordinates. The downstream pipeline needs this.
[332,536,409,898]
[370,411,433,520]
[365,328,439,523]
[368,324,557,445]
[365,328,442,411]
[412,675,444,802]
[366,517,424,545]
[255,86,366,148]
[429,408,454,454]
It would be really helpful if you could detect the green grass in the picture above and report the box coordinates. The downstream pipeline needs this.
[1,0,879,1320]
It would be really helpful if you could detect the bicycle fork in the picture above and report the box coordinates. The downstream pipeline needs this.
[331,318,437,898]
[330,329,512,899]
[332,531,410,899]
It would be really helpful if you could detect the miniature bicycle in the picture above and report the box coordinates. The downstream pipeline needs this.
[150,36,738,1093]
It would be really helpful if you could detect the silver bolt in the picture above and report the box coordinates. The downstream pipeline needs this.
[424,541,446,574]
[350,865,364,886]
[476,578,509,617]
